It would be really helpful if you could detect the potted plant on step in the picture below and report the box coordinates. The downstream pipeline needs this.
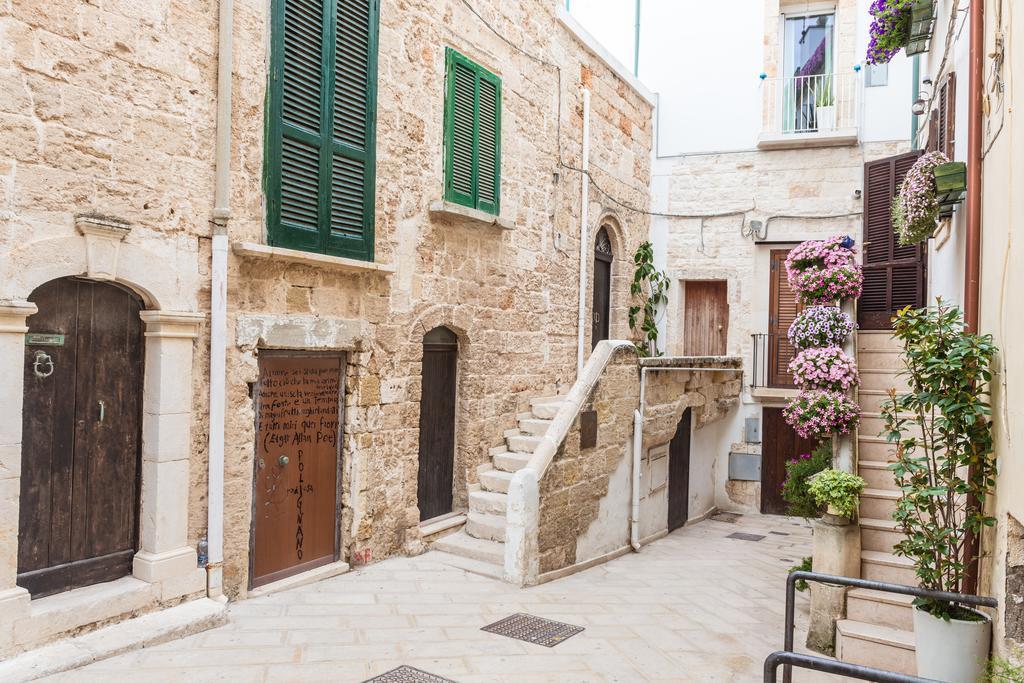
[815,77,835,132]
[882,300,998,683]
[808,468,865,521]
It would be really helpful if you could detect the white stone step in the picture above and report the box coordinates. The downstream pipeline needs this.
[860,369,910,392]
[488,444,508,457]
[858,390,891,414]
[858,349,905,371]
[860,517,903,554]
[861,550,916,585]
[469,490,508,517]
[836,619,916,675]
[858,438,897,462]
[856,331,903,352]
[517,411,533,421]
[479,467,513,494]
[493,451,531,473]
[507,433,542,453]
[858,460,898,490]
[846,588,915,631]
[428,550,504,580]
[860,487,900,520]
[530,397,565,420]
[431,530,504,565]
[466,511,507,542]
[503,428,521,439]
[517,418,552,437]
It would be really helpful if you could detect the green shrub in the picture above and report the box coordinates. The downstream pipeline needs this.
[987,652,1024,683]
[789,556,813,592]
[808,469,866,519]
[781,442,831,518]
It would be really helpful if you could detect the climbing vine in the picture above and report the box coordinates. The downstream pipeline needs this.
[628,241,669,357]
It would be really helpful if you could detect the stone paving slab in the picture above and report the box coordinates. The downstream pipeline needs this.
[46,514,832,682]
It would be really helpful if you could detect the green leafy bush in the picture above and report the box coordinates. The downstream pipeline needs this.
[789,556,813,592]
[808,469,865,519]
[628,241,669,357]
[884,300,998,620]
[781,442,831,518]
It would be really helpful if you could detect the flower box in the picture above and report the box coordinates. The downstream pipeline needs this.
[906,0,935,56]
[934,161,967,216]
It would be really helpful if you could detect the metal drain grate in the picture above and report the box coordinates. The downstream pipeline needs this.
[481,613,584,647]
[727,532,766,542]
[711,512,741,523]
[362,666,456,683]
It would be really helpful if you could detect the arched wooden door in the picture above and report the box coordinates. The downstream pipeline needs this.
[417,327,458,522]
[18,278,144,598]
[592,227,613,349]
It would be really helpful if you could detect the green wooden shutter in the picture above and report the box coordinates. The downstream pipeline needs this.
[268,0,378,260]
[444,49,501,215]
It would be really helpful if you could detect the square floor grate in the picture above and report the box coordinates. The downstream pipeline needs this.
[481,613,584,647]
[727,532,766,542]
[362,666,456,683]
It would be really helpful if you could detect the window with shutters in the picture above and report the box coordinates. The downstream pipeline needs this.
[768,249,803,387]
[443,48,501,215]
[926,73,956,158]
[266,0,379,261]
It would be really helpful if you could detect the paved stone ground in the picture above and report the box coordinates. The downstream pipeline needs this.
[50,514,827,682]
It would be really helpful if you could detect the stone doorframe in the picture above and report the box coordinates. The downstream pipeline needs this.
[0,218,205,653]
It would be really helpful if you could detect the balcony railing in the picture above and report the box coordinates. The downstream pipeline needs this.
[760,72,859,144]
[750,333,796,390]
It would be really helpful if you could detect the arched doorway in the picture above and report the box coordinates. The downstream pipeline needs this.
[417,327,458,522]
[592,226,613,349]
[18,277,144,597]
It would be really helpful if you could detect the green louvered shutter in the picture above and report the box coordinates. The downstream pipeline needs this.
[444,49,501,215]
[268,0,378,260]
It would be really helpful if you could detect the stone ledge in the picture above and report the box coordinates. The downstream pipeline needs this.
[750,386,800,401]
[757,128,859,150]
[419,512,467,538]
[428,200,514,230]
[232,242,396,274]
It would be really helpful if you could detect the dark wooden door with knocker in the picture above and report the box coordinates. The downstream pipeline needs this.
[251,354,343,588]
[417,327,458,522]
[668,408,692,531]
[18,278,144,598]
[592,226,613,349]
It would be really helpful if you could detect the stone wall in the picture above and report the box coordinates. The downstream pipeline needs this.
[218,0,654,596]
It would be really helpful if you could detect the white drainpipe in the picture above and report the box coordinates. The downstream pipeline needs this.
[575,88,591,379]
[206,0,233,600]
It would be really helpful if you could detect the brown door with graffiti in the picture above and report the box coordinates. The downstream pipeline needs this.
[251,354,343,588]
[417,327,458,522]
[684,281,729,355]
[668,408,692,531]
[592,227,613,349]
[761,407,819,515]
[18,278,144,598]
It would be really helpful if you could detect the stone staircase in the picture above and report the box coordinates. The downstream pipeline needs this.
[836,330,918,675]
[431,394,565,577]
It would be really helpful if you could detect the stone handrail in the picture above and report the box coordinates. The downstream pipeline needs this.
[504,340,637,585]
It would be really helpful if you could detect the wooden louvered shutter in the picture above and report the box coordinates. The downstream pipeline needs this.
[768,249,803,387]
[268,0,378,260]
[444,49,501,215]
[859,152,928,329]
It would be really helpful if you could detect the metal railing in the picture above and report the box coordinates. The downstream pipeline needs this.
[766,570,998,683]
[750,333,795,390]
[762,72,859,136]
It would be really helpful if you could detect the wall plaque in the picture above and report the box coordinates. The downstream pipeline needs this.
[580,410,598,449]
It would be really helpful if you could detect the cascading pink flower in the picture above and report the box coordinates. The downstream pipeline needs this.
[785,235,863,305]
[789,346,860,391]
[784,390,861,440]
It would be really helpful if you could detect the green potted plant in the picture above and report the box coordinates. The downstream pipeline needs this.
[815,76,835,131]
[781,442,832,518]
[808,468,865,520]
[882,300,998,682]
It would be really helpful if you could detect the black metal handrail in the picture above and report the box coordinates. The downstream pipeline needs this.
[768,570,998,683]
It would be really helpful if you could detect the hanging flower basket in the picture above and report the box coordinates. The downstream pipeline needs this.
[905,0,936,56]
[784,390,860,440]
[934,161,967,217]
[892,151,949,245]
[788,306,857,350]
[789,346,861,392]
[785,235,863,305]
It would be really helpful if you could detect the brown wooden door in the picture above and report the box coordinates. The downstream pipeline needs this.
[417,328,458,522]
[251,354,342,588]
[861,151,927,329]
[668,408,692,531]
[592,228,613,349]
[761,407,819,515]
[768,249,803,387]
[683,281,728,355]
[18,278,144,598]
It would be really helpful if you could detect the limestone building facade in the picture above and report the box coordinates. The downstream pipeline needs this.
[0,0,654,655]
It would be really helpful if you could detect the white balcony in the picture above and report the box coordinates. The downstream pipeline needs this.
[758,72,860,149]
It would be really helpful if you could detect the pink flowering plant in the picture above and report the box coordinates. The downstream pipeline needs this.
[785,235,864,305]
[866,0,914,64]
[892,151,949,245]
[789,346,860,392]
[784,390,860,440]
[788,306,857,349]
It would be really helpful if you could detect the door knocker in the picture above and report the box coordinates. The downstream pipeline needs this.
[32,351,54,378]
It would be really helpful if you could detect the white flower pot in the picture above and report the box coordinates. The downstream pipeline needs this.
[913,606,991,682]
[816,105,836,132]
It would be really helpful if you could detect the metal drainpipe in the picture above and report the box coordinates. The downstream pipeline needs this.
[963,0,985,596]
[910,55,921,148]
[633,0,641,77]
[206,0,233,601]
[576,89,591,379]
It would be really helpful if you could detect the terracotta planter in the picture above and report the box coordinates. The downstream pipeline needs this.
[913,606,992,683]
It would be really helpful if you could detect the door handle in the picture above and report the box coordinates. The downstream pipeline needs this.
[278,455,289,466]
[98,400,105,423]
